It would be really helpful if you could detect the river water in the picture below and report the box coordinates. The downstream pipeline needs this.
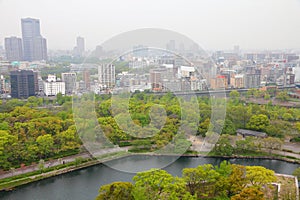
[0,155,299,200]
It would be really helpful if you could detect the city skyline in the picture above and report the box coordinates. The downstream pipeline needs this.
[1,0,300,51]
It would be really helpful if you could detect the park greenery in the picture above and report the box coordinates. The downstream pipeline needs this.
[0,96,80,170]
[92,89,300,156]
[95,161,278,200]
[0,88,300,171]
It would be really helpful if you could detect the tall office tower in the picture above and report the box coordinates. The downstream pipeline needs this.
[10,70,36,98]
[21,18,47,61]
[73,36,85,57]
[77,36,85,54]
[4,37,23,61]
[98,64,115,88]
[61,72,77,94]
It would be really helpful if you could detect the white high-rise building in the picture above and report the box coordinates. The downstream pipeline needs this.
[43,75,65,96]
[98,64,115,88]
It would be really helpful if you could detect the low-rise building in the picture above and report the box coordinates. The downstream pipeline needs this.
[236,129,267,138]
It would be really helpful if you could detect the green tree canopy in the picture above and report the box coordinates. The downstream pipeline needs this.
[95,182,134,200]
[246,114,270,132]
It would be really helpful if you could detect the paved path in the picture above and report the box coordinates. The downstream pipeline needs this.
[282,142,300,153]
[0,153,92,179]
[0,147,129,180]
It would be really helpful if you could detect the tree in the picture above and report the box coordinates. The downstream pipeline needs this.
[25,144,39,163]
[0,121,9,130]
[56,125,80,151]
[246,114,270,132]
[282,113,293,121]
[265,120,291,138]
[95,182,134,200]
[182,168,200,196]
[183,164,220,198]
[133,169,195,200]
[56,93,65,105]
[26,96,42,107]
[221,119,236,135]
[264,93,270,100]
[197,118,211,137]
[229,90,240,105]
[36,134,54,158]
[261,137,283,154]
[253,90,263,98]
[292,167,300,181]
[214,161,232,197]
[231,187,265,200]
[228,164,248,195]
[212,135,234,156]
[215,160,232,177]
[245,166,276,187]
[276,91,289,102]
[296,122,300,133]
[246,89,256,98]
[227,105,251,129]
[0,130,18,170]
[235,138,255,153]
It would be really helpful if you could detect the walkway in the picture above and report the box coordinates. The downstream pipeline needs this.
[0,147,129,180]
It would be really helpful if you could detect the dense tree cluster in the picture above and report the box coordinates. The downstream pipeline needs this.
[0,98,80,170]
[1,89,299,170]
[94,90,300,152]
[95,161,277,200]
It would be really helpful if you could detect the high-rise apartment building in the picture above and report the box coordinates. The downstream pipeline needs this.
[4,37,23,61]
[98,64,115,88]
[21,18,47,61]
[10,70,36,98]
[61,72,77,94]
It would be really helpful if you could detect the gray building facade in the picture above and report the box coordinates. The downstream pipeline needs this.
[10,70,36,98]
[21,18,47,61]
[5,37,23,61]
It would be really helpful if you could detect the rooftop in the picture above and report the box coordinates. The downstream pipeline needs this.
[236,129,267,138]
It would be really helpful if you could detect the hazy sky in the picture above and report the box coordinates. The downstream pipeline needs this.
[1,0,300,51]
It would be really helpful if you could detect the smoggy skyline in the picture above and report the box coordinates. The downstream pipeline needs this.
[1,0,300,51]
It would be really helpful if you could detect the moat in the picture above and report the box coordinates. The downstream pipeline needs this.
[0,155,299,200]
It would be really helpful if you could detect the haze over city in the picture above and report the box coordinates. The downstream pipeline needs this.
[1,0,300,50]
[2,1,300,200]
